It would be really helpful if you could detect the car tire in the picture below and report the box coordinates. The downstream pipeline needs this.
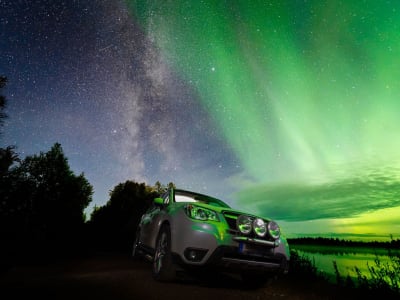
[132,227,141,259]
[152,225,176,281]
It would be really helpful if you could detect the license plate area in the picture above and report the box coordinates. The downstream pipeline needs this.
[238,242,273,257]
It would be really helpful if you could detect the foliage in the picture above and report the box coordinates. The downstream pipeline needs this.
[291,247,399,298]
[0,145,20,176]
[289,249,327,280]
[0,72,165,259]
[350,251,400,296]
[154,180,176,194]
[88,180,159,251]
[332,260,354,288]
[0,143,93,257]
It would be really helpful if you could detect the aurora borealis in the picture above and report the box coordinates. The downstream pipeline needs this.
[1,0,400,240]
[127,0,400,239]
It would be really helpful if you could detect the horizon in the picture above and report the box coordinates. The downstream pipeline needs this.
[285,233,400,242]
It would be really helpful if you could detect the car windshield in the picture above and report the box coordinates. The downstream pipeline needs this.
[174,190,230,208]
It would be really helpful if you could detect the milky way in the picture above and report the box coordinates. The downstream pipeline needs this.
[1,0,400,239]
[0,0,238,210]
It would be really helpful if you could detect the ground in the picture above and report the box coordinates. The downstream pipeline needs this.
[0,252,380,300]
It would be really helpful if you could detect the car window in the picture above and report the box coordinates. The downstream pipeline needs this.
[173,190,231,208]
[175,195,197,202]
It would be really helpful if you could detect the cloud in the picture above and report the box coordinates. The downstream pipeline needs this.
[236,164,400,222]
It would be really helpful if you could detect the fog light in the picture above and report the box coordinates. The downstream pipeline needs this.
[253,218,267,237]
[188,250,197,260]
[267,221,281,239]
[184,248,208,262]
[237,215,253,235]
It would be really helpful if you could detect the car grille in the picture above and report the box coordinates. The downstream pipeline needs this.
[222,211,240,232]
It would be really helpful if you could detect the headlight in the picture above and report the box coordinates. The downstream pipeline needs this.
[185,205,219,221]
[253,218,267,237]
[237,215,252,235]
[267,221,280,239]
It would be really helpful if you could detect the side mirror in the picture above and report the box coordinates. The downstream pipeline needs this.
[154,197,164,205]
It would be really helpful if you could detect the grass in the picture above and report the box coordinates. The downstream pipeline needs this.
[289,249,328,280]
[335,250,400,295]
[290,248,400,299]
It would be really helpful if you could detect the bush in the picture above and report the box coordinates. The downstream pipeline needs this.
[353,251,400,295]
[332,250,400,298]
[289,249,327,280]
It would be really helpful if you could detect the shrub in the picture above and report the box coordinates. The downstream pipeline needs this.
[289,249,327,280]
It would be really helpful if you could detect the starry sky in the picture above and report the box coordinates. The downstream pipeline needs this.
[1,0,400,240]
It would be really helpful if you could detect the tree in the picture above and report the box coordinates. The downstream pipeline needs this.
[0,143,93,250]
[153,181,175,194]
[89,180,158,251]
[154,180,164,193]
[0,145,20,176]
[22,143,92,234]
[0,76,19,176]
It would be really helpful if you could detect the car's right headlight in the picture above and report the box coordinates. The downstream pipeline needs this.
[184,204,219,222]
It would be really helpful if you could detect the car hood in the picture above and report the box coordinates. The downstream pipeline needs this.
[181,201,272,221]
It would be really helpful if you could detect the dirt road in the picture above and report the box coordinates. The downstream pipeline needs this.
[0,253,361,300]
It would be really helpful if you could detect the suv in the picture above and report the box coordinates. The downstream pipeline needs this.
[133,188,290,285]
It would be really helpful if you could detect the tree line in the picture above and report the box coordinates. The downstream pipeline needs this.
[288,237,400,249]
[0,76,172,268]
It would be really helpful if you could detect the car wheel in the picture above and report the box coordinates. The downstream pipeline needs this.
[132,227,141,258]
[152,225,175,281]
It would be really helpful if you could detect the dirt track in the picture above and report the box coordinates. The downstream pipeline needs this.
[0,253,362,300]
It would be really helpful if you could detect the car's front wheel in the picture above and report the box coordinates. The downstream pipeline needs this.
[152,225,176,281]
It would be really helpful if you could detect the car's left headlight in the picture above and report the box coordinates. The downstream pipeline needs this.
[185,205,220,222]
[267,221,281,239]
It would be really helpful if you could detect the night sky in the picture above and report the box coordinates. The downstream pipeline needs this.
[1,0,400,240]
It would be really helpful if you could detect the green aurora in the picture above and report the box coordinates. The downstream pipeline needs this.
[127,0,400,240]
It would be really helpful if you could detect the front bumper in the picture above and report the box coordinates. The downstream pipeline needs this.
[171,226,289,274]
[208,245,289,274]
[170,210,290,274]
[173,244,289,274]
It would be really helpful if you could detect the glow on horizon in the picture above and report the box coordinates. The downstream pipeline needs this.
[127,1,400,238]
[332,206,400,237]
[280,205,400,241]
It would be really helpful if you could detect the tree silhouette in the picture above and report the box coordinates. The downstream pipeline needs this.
[154,180,164,193]
[89,180,158,251]
[21,143,92,234]
[0,76,19,176]
[153,181,176,194]
[0,145,19,176]
[0,143,93,261]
